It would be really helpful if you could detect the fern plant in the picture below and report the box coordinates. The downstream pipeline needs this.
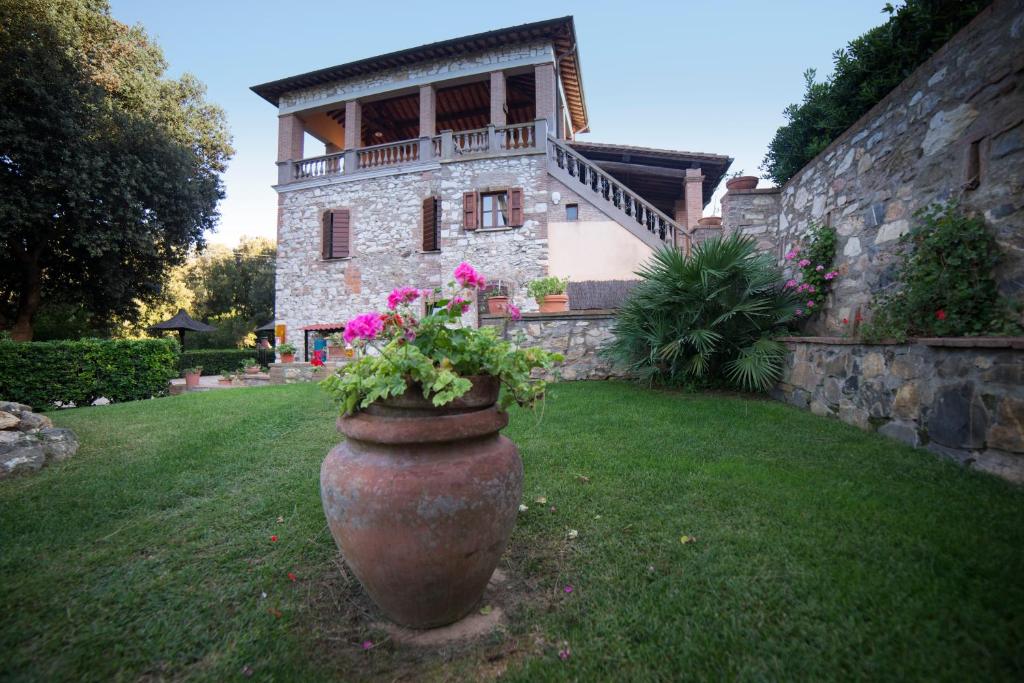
[604,235,799,392]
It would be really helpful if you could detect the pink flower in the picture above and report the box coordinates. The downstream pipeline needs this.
[785,249,799,260]
[447,296,472,314]
[386,286,421,310]
[797,284,807,293]
[798,258,811,268]
[784,279,797,289]
[507,303,522,321]
[807,300,815,308]
[558,648,571,661]
[453,262,486,289]
[564,585,574,594]
[816,264,824,271]
[824,272,835,281]
[361,640,374,650]
[795,309,803,316]
[343,312,384,344]
[808,285,816,293]
[936,309,947,321]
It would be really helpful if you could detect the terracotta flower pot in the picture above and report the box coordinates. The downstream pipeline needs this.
[726,176,759,191]
[487,296,509,315]
[697,216,722,226]
[320,376,523,628]
[539,294,569,313]
[184,371,201,388]
[244,366,260,375]
[218,378,233,386]
[280,353,295,364]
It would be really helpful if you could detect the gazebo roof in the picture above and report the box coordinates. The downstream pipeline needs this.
[255,320,277,332]
[150,309,216,333]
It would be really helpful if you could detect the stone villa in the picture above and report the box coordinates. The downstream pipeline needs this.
[252,16,732,359]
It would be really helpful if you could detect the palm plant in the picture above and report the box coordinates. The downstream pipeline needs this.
[605,234,799,392]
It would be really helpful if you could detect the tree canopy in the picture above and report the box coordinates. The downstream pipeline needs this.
[0,0,233,340]
[761,0,990,185]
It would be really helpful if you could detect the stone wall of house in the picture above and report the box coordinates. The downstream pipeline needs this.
[722,0,1024,334]
[480,311,625,381]
[773,337,1024,482]
[279,42,552,110]
[276,154,554,357]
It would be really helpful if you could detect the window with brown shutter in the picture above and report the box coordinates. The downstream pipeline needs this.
[422,196,440,252]
[508,187,524,226]
[463,191,478,230]
[322,209,351,259]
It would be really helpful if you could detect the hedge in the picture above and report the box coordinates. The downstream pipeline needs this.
[0,338,180,411]
[180,349,258,376]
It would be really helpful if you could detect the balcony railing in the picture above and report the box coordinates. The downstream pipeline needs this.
[283,120,548,184]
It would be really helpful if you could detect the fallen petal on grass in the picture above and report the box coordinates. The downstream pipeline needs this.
[518,504,529,512]
[535,496,548,504]
[567,529,578,539]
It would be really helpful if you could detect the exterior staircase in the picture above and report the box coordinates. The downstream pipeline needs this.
[544,136,689,253]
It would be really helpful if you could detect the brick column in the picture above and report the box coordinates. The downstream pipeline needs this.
[534,63,556,128]
[489,71,506,126]
[277,114,304,162]
[683,168,704,229]
[344,100,361,149]
[419,85,436,137]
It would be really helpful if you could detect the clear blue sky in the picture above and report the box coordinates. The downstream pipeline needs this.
[109,0,889,246]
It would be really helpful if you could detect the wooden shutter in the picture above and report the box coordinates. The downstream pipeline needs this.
[422,196,438,251]
[508,187,524,226]
[463,191,478,230]
[321,211,332,259]
[329,209,350,259]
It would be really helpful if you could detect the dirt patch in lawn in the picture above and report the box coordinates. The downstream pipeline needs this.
[298,533,565,682]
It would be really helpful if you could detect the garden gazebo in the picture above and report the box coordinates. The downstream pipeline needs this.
[150,309,215,349]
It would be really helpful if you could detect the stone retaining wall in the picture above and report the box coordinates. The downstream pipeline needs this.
[480,310,624,381]
[773,337,1024,482]
[722,0,1024,334]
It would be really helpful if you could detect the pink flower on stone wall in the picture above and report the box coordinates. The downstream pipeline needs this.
[798,258,811,267]
[507,303,522,321]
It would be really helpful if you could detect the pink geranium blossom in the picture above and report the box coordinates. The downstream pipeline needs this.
[343,312,384,344]
[785,249,799,260]
[784,279,797,289]
[387,286,421,310]
[454,262,486,289]
[807,300,815,308]
[507,303,522,321]
[447,296,472,314]
[798,258,811,267]
[795,309,803,316]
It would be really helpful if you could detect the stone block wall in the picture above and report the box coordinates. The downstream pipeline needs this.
[773,337,1024,482]
[722,0,1024,334]
[276,154,552,357]
[480,311,625,381]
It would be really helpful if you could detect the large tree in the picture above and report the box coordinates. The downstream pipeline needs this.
[0,0,232,340]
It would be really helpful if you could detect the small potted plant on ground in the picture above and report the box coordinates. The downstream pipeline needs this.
[326,332,345,360]
[320,262,558,629]
[183,366,202,388]
[218,372,234,386]
[241,358,260,375]
[527,276,570,313]
[278,343,296,363]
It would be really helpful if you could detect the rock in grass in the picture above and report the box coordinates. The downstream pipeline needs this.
[0,411,19,430]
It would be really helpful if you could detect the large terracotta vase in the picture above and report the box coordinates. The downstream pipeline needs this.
[320,376,522,629]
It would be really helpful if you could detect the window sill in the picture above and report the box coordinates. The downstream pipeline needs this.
[321,256,352,262]
[473,225,523,234]
[418,250,442,255]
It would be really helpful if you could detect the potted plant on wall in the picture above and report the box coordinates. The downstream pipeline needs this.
[183,366,202,388]
[725,170,758,191]
[319,262,560,629]
[527,276,570,313]
[278,343,296,363]
[486,291,510,315]
[326,332,345,360]
[218,372,234,386]
[241,358,260,375]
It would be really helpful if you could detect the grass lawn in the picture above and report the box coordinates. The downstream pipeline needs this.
[2,382,1023,681]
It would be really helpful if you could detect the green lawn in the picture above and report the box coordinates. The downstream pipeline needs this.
[2,382,1022,681]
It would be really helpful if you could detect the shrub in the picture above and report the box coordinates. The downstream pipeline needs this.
[783,223,839,320]
[605,235,798,392]
[179,349,258,376]
[762,0,990,184]
[862,203,1021,341]
[0,338,180,411]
